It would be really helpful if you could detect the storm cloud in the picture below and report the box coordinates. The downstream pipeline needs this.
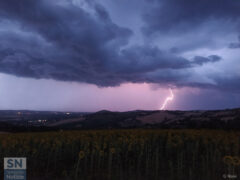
[229,36,240,49]
[192,55,221,66]
[143,0,240,34]
[0,0,238,91]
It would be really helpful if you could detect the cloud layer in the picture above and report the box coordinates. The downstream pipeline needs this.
[0,0,239,92]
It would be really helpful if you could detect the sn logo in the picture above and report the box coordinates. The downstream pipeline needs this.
[4,158,26,170]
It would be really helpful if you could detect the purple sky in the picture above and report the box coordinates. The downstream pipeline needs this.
[0,0,240,111]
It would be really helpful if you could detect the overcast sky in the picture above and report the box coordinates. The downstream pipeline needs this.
[0,0,239,111]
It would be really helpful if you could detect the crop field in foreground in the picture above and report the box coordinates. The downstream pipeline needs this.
[0,129,240,180]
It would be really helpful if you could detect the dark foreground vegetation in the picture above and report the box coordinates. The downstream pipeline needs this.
[0,129,240,180]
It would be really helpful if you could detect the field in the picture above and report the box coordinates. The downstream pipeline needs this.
[0,129,240,180]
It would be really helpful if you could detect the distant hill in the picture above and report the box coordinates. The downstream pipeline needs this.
[0,108,240,131]
[45,108,240,129]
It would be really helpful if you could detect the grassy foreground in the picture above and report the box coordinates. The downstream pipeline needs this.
[0,129,240,180]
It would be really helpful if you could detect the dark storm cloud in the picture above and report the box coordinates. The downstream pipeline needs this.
[229,36,240,49]
[213,76,240,93]
[192,55,221,65]
[142,0,240,34]
[142,0,240,55]
[0,0,222,87]
[229,43,240,49]
[140,0,240,92]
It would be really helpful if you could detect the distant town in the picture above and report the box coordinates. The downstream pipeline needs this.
[0,110,89,128]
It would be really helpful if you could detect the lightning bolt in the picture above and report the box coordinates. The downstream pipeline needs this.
[160,88,174,110]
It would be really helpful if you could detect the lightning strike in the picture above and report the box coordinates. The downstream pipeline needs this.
[160,88,174,110]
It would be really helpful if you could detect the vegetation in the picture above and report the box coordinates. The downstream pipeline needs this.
[0,129,240,179]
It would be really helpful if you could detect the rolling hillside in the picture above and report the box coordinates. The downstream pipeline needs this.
[46,108,240,129]
[0,108,240,131]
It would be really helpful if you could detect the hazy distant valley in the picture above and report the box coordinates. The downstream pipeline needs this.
[0,108,240,132]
